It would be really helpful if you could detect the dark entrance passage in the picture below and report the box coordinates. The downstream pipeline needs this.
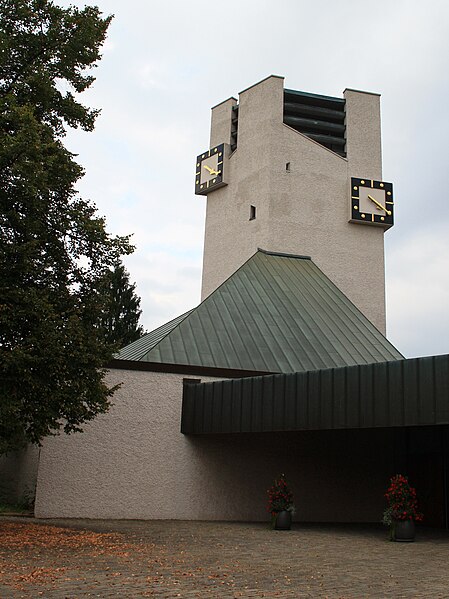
[182,355,449,528]
[406,426,449,529]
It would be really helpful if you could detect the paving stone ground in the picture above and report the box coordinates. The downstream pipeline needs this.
[1,517,449,598]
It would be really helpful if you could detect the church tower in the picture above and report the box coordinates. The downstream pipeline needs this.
[195,75,394,334]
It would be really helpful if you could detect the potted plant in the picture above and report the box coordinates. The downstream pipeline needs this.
[267,473,295,530]
[382,474,423,542]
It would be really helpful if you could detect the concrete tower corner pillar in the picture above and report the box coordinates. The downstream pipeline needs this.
[210,97,237,149]
[344,88,382,180]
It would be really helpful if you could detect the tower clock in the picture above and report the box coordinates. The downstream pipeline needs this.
[349,177,394,228]
[195,143,229,195]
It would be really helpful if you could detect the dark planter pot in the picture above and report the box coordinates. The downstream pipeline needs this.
[275,510,292,530]
[393,519,416,542]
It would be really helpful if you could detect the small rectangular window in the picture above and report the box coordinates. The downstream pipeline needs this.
[249,205,256,220]
[286,162,291,172]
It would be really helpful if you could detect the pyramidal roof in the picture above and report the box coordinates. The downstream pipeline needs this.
[117,250,403,374]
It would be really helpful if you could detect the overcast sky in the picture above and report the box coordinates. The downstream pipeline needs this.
[61,0,449,359]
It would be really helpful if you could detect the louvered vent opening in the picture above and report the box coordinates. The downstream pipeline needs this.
[283,89,346,157]
[231,104,238,152]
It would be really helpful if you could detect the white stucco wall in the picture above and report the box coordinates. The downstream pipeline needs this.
[35,367,404,522]
[201,76,388,334]
[35,369,217,519]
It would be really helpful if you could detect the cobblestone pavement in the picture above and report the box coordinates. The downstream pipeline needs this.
[1,517,449,598]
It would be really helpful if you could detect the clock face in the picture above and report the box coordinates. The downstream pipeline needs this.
[195,144,228,195]
[350,178,394,228]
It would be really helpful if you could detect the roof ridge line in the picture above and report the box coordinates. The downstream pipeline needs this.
[143,308,196,361]
[257,248,312,260]
[307,260,404,357]
[118,309,194,360]
[125,252,264,363]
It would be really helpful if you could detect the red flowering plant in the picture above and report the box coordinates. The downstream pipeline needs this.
[266,474,295,523]
[382,474,423,527]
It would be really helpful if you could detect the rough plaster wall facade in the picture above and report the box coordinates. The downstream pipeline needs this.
[35,368,404,521]
[201,76,388,334]
[35,369,219,519]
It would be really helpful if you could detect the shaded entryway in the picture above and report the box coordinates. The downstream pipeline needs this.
[406,426,449,528]
[182,354,449,528]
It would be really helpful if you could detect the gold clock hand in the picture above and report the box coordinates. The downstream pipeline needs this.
[204,165,219,176]
[367,194,392,216]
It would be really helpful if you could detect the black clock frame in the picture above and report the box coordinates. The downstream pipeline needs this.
[350,177,394,228]
[195,144,226,195]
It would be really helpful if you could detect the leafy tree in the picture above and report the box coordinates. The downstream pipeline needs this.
[100,261,145,347]
[0,0,133,454]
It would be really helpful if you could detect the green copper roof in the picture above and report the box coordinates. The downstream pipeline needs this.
[117,250,403,373]
[116,310,193,361]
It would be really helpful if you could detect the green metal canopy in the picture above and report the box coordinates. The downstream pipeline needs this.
[116,250,403,374]
[181,354,449,435]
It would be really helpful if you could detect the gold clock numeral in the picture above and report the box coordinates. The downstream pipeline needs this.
[354,205,358,210]
[361,214,366,218]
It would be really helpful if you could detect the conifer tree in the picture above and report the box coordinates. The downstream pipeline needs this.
[100,262,145,348]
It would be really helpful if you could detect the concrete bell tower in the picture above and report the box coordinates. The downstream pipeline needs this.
[196,75,392,334]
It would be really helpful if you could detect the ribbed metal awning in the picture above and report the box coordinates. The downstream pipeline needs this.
[181,354,449,435]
